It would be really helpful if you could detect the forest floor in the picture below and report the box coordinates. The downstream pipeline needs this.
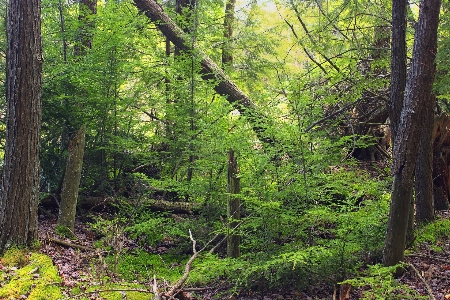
[29,210,450,300]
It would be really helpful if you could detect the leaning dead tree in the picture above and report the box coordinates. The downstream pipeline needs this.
[133,0,274,145]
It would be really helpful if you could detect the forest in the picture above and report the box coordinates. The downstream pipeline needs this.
[0,0,450,298]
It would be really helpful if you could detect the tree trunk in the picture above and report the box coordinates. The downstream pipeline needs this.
[0,0,42,252]
[227,149,240,258]
[383,0,441,268]
[133,0,274,145]
[432,113,450,210]
[222,0,236,67]
[415,95,435,224]
[57,0,96,231]
[387,0,408,146]
[58,125,86,233]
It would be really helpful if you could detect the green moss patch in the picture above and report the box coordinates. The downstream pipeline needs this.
[0,252,62,299]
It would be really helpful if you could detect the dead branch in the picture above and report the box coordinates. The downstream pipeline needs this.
[407,262,436,300]
[153,275,163,300]
[47,237,94,251]
[305,101,359,132]
[165,230,202,297]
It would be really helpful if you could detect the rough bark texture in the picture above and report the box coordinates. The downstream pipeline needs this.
[387,0,408,146]
[432,114,450,210]
[58,125,87,232]
[133,0,273,144]
[0,0,42,252]
[415,96,435,224]
[227,149,240,258]
[383,0,441,268]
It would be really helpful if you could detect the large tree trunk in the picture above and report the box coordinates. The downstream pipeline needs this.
[415,96,435,224]
[133,0,273,145]
[432,114,450,210]
[383,0,441,268]
[0,0,42,252]
[58,125,86,233]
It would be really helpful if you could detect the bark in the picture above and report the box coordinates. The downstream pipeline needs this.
[58,125,87,232]
[383,0,441,268]
[227,149,240,258]
[388,0,408,146]
[133,0,273,145]
[432,114,450,210]
[0,0,42,251]
[222,0,236,67]
[415,96,435,224]
[58,0,96,231]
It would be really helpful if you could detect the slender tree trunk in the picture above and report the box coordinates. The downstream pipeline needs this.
[58,125,86,233]
[222,0,236,68]
[383,0,441,268]
[0,0,42,252]
[227,149,240,258]
[388,0,407,148]
[58,0,96,231]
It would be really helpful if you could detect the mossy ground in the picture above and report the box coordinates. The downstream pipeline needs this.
[0,248,155,300]
[0,250,62,300]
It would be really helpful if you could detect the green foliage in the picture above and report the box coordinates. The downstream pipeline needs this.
[109,250,187,283]
[414,218,450,249]
[71,282,150,300]
[343,264,427,300]
[55,224,75,239]
[125,214,186,247]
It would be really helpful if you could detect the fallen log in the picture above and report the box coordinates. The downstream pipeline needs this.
[133,0,274,144]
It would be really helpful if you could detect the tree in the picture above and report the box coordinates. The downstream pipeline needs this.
[133,0,274,145]
[227,148,240,258]
[222,0,235,68]
[57,0,96,233]
[0,0,42,252]
[383,0,441,268]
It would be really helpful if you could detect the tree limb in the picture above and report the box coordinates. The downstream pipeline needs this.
[133,0,274,145]
[407,262,436,300]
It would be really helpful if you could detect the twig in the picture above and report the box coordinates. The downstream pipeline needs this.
[153,275,163,300]
[47,237,94,251]
[305,101,359,132]
[407,262,436,300]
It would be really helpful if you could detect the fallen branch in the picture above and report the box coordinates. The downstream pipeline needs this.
[47,237,94,251]
[407,262,436,300]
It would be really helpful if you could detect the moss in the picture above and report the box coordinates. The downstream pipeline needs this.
[55,225,75,239]
[77,283,150,300]
[0,247,29,267]
[0,252,62,299]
